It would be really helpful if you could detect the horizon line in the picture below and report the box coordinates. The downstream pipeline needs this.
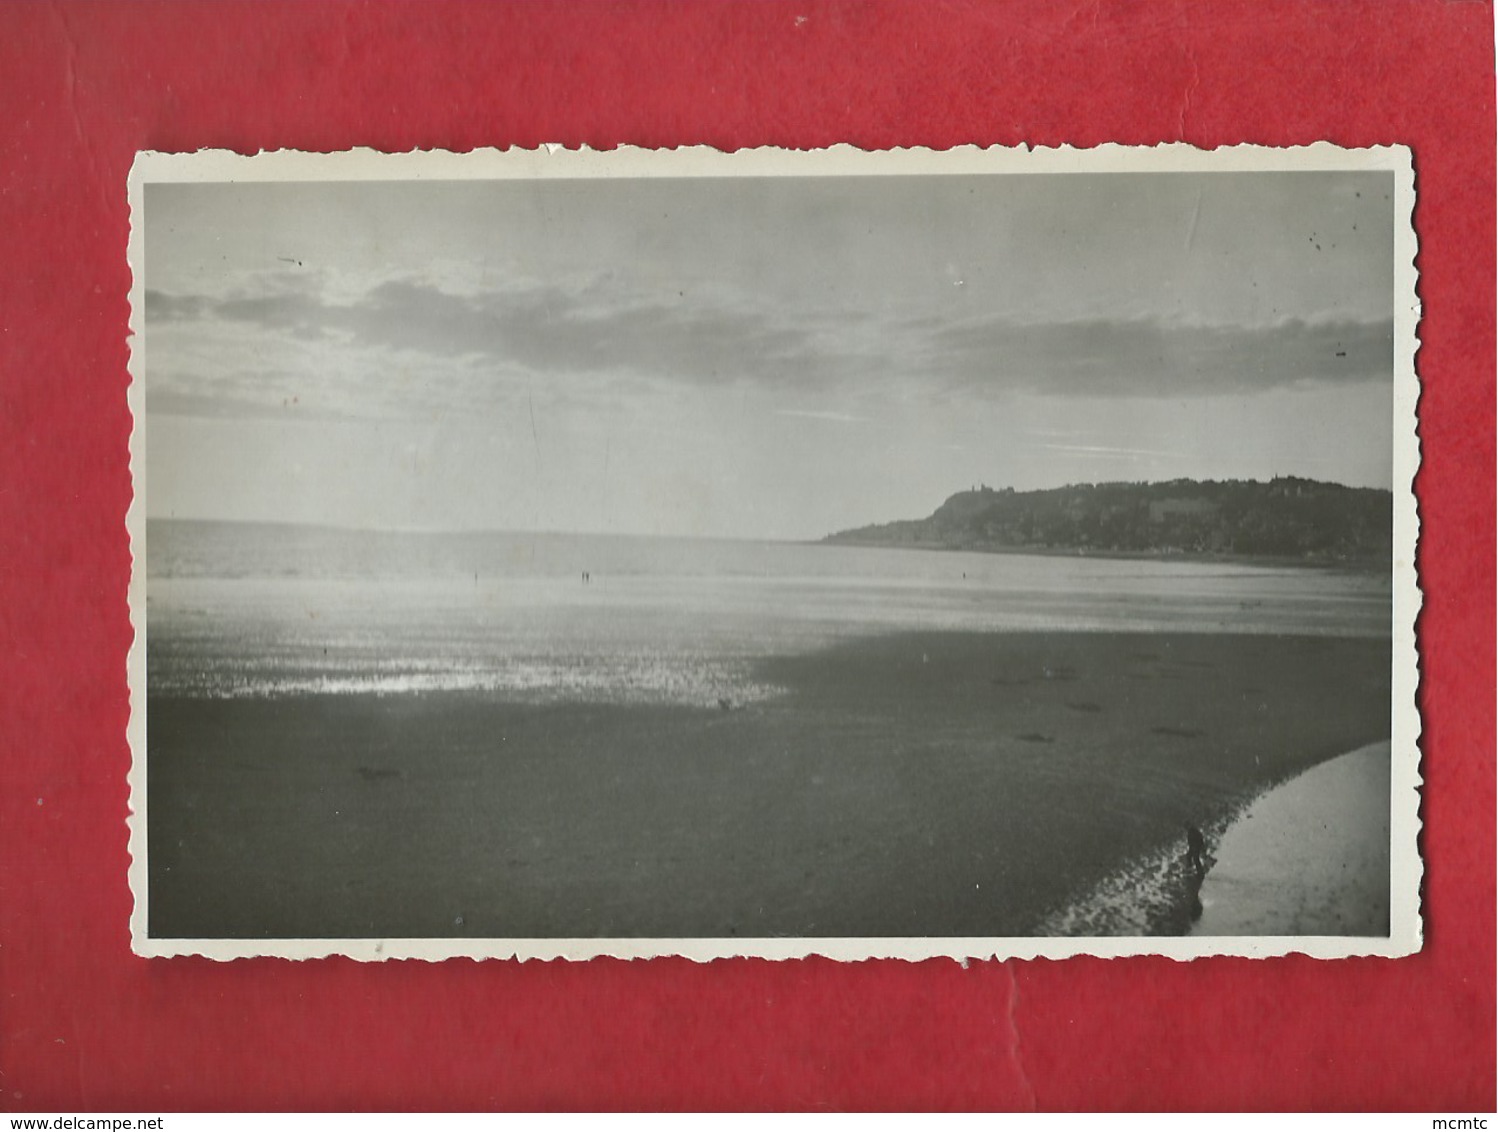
[141,472,1394,541]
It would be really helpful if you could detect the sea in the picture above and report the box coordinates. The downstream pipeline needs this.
[145,519,1391,704]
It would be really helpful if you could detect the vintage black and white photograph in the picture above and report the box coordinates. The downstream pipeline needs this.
[128,145,1419,960]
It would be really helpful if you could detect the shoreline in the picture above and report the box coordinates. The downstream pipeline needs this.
[1192,741,1392,936]
[1045,741,1393,938]
[818,535,1390,574]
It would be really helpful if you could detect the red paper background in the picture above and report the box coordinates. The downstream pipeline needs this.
[0,0,1492,1112]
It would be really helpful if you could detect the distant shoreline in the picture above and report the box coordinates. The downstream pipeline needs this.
[821,475,1393,571]
[144,515,1392,577]
[817,534,1391,574]
[144,516,1391,576]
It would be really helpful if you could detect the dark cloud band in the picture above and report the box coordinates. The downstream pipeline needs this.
[144,274,1394,417]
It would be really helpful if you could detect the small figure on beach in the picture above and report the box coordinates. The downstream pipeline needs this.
[1185,824,1207,875]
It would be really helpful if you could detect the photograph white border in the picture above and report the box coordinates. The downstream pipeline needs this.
[125,143,1422,962]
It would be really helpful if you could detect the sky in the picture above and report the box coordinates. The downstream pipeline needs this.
[142,169,1396,540]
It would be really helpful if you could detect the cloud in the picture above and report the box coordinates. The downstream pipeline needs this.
[144,390,356,422]
[924,314,1393,397]
[143,291,211,320]
[142,270,1394,423]
[145,276,839,394]
[1036,443,1190,460]
[773,408,869,424]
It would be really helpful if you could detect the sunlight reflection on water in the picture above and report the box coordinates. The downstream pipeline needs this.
[147,528,1391,703]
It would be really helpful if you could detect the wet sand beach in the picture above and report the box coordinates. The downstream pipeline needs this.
[147,630,1390,940]
[1193,741,1392,936]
